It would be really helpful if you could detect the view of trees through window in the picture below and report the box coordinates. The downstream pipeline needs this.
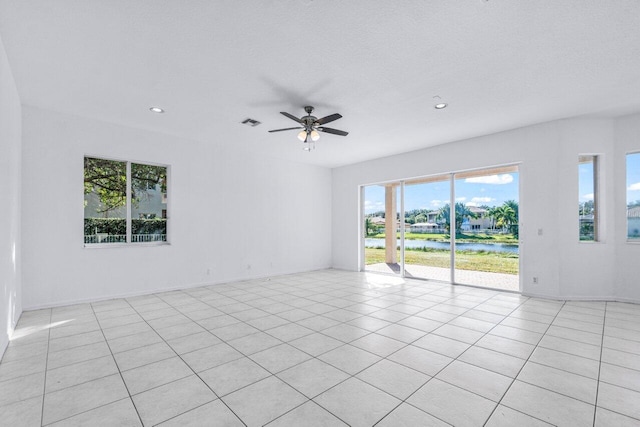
[628,152,640,240]
[578,155,598,241]
[363,166,519,290]
[84,157,168,245]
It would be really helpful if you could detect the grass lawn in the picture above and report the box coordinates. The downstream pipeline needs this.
[365,247,519,275]
[369,232,518,244]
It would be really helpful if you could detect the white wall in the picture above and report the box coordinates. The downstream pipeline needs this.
[614,113,640,302]
[0,34,22,356]
[21,106,332,309]
[332,118,629,301]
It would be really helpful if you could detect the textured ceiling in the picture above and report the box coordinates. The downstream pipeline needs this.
[1,1,639,167]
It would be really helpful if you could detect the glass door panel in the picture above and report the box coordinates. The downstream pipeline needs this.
[363,184,402,275]
[453,166,519,291]
[402,175,451,281]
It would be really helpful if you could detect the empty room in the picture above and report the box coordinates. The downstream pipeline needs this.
[1,1,640,426]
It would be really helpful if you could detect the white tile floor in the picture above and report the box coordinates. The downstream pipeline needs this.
[1,269,640,426]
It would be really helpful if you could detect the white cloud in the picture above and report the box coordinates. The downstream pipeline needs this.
[455,197,467,202]
[430,199,445,207]
[471,197,494,203]
[582,193,594,201]
[364,200,385,213]
[465,174,514,185]
[628,182,640,191]
[465,202,478,207]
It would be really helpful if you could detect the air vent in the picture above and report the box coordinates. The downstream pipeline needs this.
[241,118,261,127]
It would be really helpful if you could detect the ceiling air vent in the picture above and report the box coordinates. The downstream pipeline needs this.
[241,118,261,127]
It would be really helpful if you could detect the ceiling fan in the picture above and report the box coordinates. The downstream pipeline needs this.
[268,106,348,151]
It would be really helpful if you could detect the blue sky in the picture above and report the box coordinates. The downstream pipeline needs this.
[364,173,519,214]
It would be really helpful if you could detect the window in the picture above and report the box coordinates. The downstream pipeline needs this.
[578,155,598,241]
[84,157,168,245]
[627,152,640,240]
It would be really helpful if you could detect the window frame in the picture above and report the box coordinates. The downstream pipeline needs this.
[84,155,170,248]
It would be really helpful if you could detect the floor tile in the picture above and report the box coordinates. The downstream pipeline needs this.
[42,374,129,425]
[0,352,47,382]
[388,345,453,376]
[350,333,406,357]
[222,376,307,427]
[289,332,344,356]
[356,359,430,400]
[166,331,221,355]
[376,324,426,343]
[122,356,193,395]
[132,375,216,426]
[537,335,601,360]
[47,398,141,426]
[156,400,243,426]
[106,330,162,354]
[266,323,314,342]
[114,342,175,372]
[485,405,553,426]
[528,346,599,379]
[227,331,282,355]
[266,401,348,426]
[0,371,44,407]
[318,344,381,375]
[594,407,640,427]
[599,362,640,392]
[412,333,471,358]
[320,324,369,343]
[376,402,450,427]
[249,343,312,373]
[500,380,595,426]
[0,394,43,427]
[517,361,597,404]
[436,360,512,401]
[601,347,640,371]
[46,355,118,393]
[278,358,349,398]
[47,341,111,370]
[314,377,401,427]
[407,378,496,427]
[199,357,271,396]
[475,334,535,359]
[181,342,243,372]
[48,331,105,353]
[597,382,640,420]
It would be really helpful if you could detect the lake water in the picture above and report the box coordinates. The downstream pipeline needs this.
[365,238,519,254]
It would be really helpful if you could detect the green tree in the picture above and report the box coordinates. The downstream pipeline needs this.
[415,213,428,223]
[494,205,517,233]
[437,203,477,233]
[84,158,166,216]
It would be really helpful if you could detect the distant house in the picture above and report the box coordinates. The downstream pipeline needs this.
[462,207,493,231]
[411,223,439,233]
[628,206,640,238]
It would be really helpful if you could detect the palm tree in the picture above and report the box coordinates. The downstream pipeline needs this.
[494,205,517,233]
[437,203,477,233]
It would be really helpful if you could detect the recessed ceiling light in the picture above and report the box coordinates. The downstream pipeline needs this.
[434,103,448,110]
[149,107,164,113]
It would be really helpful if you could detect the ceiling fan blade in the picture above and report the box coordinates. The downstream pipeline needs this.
[317,127,349,136]
[268,127,303,133]
[315,113,342,125]
[280,112,304,124]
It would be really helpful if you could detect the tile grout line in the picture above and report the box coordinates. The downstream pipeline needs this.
[39,308,53,427]
[483,300,568,427]
[592,302,608,427]
[88,302,145,427]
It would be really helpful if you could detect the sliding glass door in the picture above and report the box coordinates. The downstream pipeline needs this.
[361,165,520,292]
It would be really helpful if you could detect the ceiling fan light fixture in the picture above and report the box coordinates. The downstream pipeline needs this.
[310,130,320,141]
[434,103,448,110]
[149,106,165,113]
[297,130,307,141]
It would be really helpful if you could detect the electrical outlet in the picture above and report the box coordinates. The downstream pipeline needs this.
[532,276,538,284]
